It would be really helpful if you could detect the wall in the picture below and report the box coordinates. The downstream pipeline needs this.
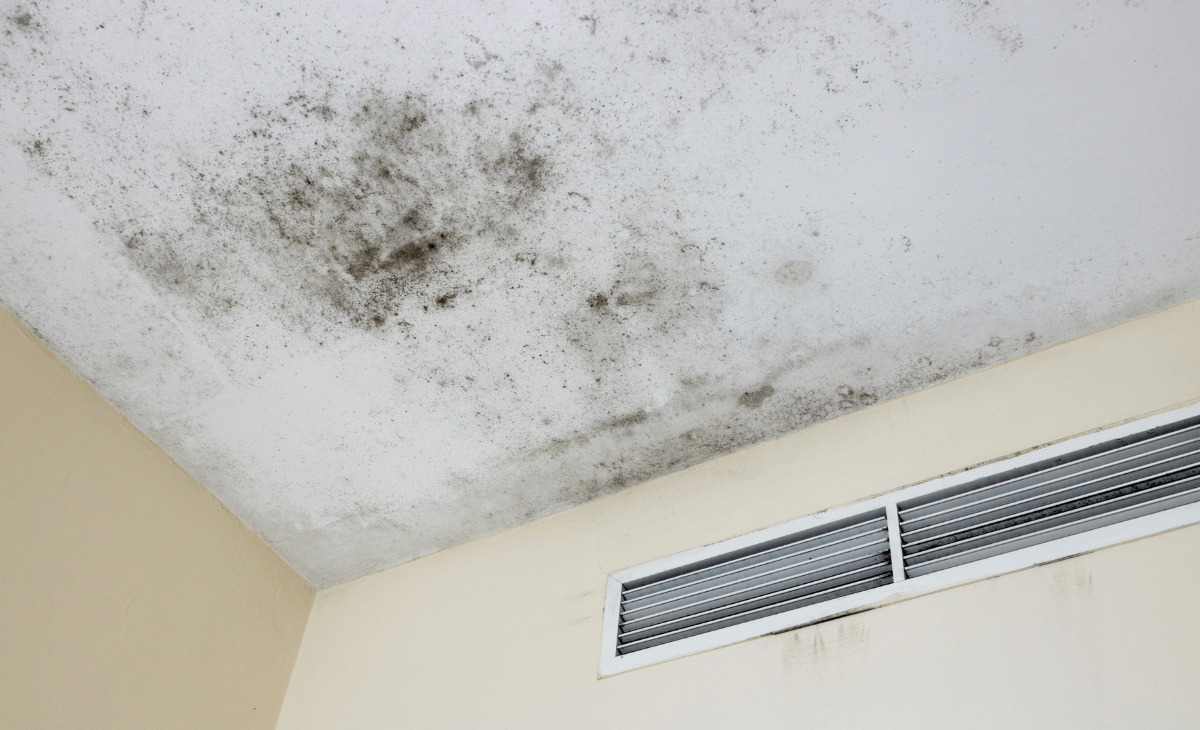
[0,306,314,730]
[278,298,1200,729]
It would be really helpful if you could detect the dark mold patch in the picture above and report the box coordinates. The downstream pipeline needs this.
[8,8,33,29]
[835,384,878,407]
[3,4,43,42]
[603,409,649,430]
[125,90,557,331]
[738,384,776,409]
[23,137,47,156]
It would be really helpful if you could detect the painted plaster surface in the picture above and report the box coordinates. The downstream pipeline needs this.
[0,305,314,729]
[2,0,1198,586]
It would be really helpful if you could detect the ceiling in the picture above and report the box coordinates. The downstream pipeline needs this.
[2,0,1198,587]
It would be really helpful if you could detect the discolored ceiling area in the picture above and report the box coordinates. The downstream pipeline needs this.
[2,0,1198,587]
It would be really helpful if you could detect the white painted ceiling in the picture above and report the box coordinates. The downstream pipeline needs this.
[2,0,1198,587]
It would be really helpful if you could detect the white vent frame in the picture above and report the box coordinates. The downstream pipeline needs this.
[599,401,1200,677]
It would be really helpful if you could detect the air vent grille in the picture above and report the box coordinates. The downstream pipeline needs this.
[603,407,1200,673]
[617,511,892,655]
[899,417,1200,577]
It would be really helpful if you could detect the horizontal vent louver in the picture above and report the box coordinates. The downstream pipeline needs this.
[899,416,1200,577]
[604,407,1200,674]
[617,511,892,654]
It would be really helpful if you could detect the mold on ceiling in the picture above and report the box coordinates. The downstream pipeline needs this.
[2,0,1198,587]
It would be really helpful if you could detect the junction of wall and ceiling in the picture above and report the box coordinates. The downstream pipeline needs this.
[2,0,1197,586]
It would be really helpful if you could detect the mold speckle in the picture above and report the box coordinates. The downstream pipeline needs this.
[782,621,870,675]
[957,0,1025,54]
[738,384,776,409]
[8,8,33,29]
[1052,565,1095,603]
[835,385,878,407]
[603,410,649,430]
[611,260,664,306]
[775,260,813,287]
[22,137,48,157]
[5,0,1196,589]
[125,90,557,330]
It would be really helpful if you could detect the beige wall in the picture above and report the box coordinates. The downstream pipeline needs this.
[278,299,1200,729]
[0,307,314,730]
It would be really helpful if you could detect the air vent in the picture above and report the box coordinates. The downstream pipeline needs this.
[617,511,891,655]
[899,416,1200,577]
[601,404,1200,676]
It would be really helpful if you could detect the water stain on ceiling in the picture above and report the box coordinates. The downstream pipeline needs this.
[2,0,1198,586]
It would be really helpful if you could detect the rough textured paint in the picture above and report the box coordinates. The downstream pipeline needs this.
[1,0,1198,586]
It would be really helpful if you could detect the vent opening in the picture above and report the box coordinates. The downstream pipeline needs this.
[602,405,1200,675]
[899,415,1200,577]
[617,511,890,654]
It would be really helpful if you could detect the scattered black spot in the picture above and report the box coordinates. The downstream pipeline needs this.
[122,230,144,249]
[603,410,648,430]
[835,385,878,407]
[9,9,33,28]
[142,90,557,331]
[614,288,658,306]
[23,138,48,157]
[610,262,662,306]
[491,135,548,197]
[738,384,775,409]
[587,292,608,308]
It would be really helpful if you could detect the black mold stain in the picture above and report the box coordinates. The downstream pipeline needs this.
[123,90,556,331]
[8,8,33,29]
[738,384,775,409]
[603,409,648,430]
[835,384,878,407]
[22,137,48,157]
[4,4,44,42]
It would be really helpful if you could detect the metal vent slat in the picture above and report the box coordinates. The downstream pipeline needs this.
[622,518,882,603]
[903,430,1200,530]
[616,511,890,654]
[617,572,893,654]
[619,559,890,645]
[903,461,1200,552]
[623,530,889,616]
[904,475,1200,577]
[609,412,1200,664]
[621,545,888,630]
[900,417,1200,577]
[902,423,1200,522]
